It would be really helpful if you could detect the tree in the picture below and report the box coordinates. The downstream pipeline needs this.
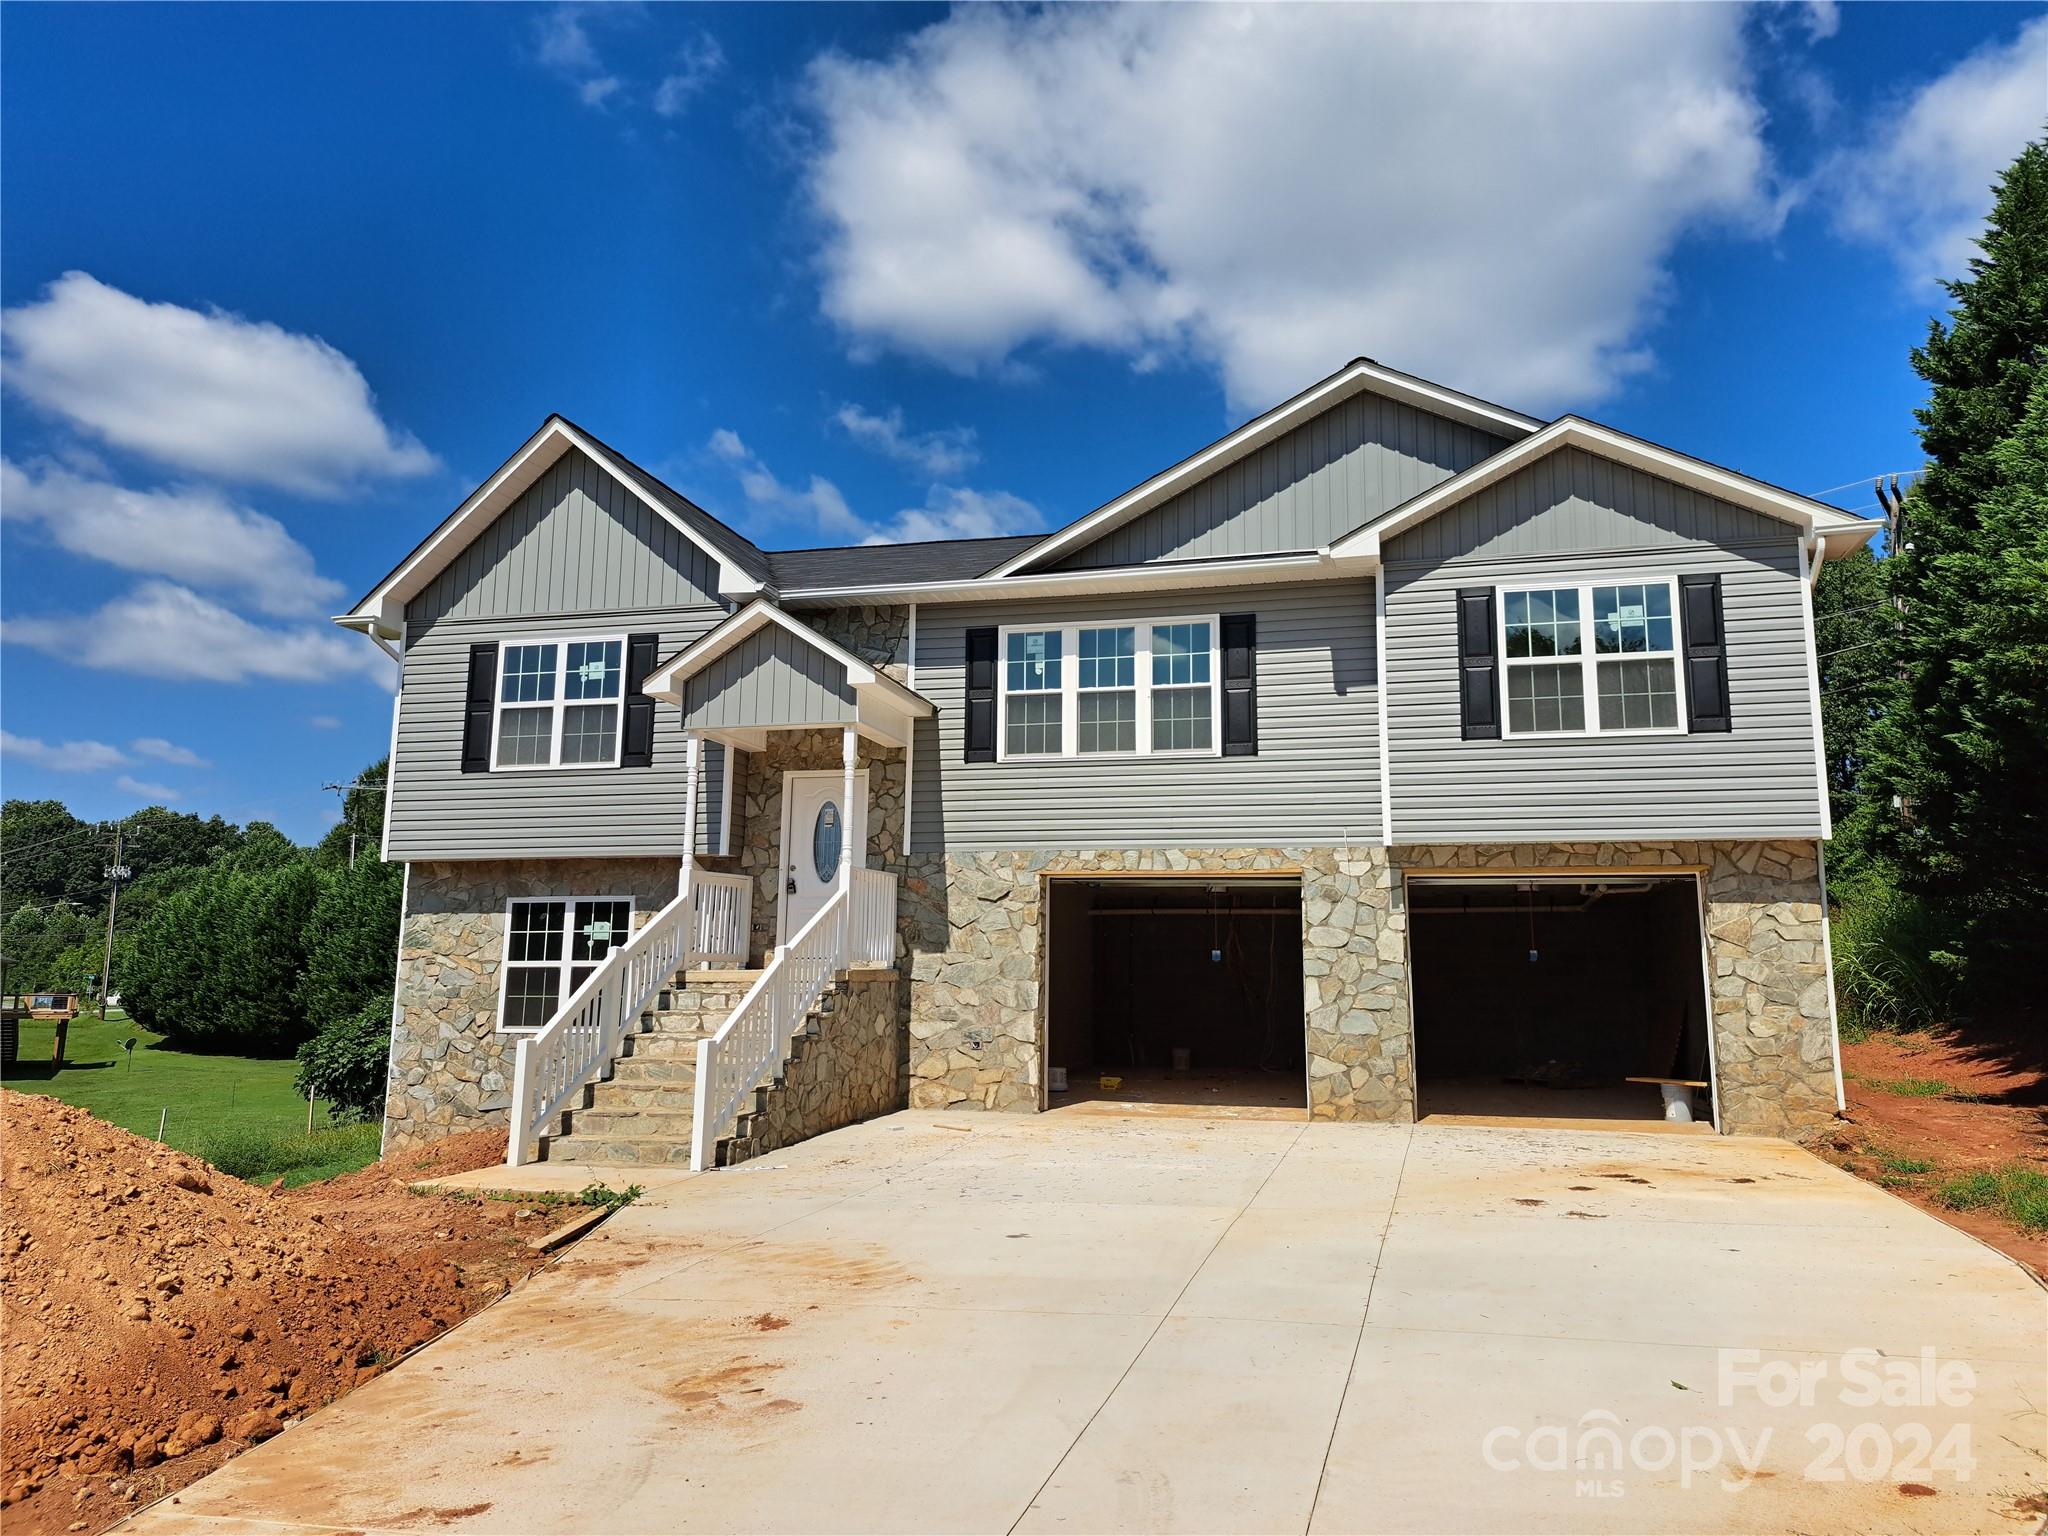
[1861,137,2048,996]
[0,800,103,918]
[122,806,242,881]
[298,854,403,1034]
[314,757,389,868]
[1810,545,1892,866]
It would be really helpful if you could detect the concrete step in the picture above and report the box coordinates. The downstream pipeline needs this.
[544,1134,695,1167]
[609,1056,697,1084]
[564,1107,697,1138]
[586,1080,696,1112]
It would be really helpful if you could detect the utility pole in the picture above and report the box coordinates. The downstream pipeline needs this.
[321,778,380,868]
[101,823,129,1018]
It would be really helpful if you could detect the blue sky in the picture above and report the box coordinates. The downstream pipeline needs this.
[2,2,2042,841]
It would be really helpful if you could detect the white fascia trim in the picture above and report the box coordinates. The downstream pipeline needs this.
[1375,568,1394,847]
[341,419,762,632]
[1325,419,1879,561]
[986,360,1541,580]
[783,550,1369,607]
[643,598,936,717]
[1797,535,1835,840]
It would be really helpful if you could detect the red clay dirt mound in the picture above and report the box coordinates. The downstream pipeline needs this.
[1,1091,551,1536]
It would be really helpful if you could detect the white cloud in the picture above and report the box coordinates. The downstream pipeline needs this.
[309,715,343,730]
[2,581,395,687]
[654,32,726,117]
[0,730,128,773]
[834,403,979,477]
[113,775,180,803]
[2,273,436,496]
[2,458,344,617]
[708,428,864,539]
[130,737,208,768]
[579,75,623,108]
[1827,16,2048,288]
[862,486,1042,546]
[802,5,1779,412]
[534,4,604,76]
[1800,1,1841,43]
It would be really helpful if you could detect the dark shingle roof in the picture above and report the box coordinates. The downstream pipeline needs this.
[768,534,1045,592]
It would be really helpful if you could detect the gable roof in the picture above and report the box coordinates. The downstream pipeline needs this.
[982,357,1544,580]
[1323,416,1883,560]
[339,416,770,635]
[642,598,934,717]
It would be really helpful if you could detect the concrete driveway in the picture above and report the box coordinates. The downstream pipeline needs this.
[126,1111,2045,1535]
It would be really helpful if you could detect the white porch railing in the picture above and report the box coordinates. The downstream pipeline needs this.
[691,886,847,1170]
[849,865,898,968]
[505,887,692,1167]
[691,870,753,967]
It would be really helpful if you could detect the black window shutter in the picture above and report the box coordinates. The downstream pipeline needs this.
[1456,588,1499,740]
[619,632,660,768]
[964,626,998,763]
[1679,574,1732,733]
[460,642,498,773]
[1220,612,1257,756]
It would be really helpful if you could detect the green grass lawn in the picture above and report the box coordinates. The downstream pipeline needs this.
[3,1010,380,1184]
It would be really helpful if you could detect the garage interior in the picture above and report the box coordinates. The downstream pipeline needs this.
[1407,875,1715,1129]
[1045,877,1305,1114]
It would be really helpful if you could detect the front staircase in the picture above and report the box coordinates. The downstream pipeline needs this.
[505,863,898,1173]
[538,971,760,1166]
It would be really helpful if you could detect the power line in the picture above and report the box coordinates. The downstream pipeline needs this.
[1806,468,1926,498]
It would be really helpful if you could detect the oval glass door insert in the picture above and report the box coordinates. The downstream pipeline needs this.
[811,801,842,882]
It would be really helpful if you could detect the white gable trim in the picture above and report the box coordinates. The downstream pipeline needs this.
[1324,417,1884,562]
[643,598,935,718]
[986,359,1543,580]
[339,418,762,635]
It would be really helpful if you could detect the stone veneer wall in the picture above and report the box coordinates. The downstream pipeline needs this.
[383,856,680,1149]
[727,974,906,1163]
[899,846,1410,1116]
[728,730,906,962]
[898,839,1837,1137]
[1394,840,1836,1137]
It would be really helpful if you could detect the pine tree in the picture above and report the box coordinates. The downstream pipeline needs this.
[1862,137,2048,994]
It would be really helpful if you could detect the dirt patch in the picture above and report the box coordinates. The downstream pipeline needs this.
[0,1092,555,1536]
[1817,1030,2048,1277]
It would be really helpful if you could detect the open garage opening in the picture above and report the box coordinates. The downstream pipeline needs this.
[1408,874,1716,1132]
[1045,877,1305,1116]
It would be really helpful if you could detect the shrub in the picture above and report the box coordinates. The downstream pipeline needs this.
[196,1122,381,1186]
[294,1001,393,1123]
[1828,870,1959,1034]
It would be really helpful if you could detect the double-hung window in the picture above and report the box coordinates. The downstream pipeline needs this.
[499,896,634,1030]
[1499,579,1683,737]
[999,617,1218,759]
[494,637,625,768]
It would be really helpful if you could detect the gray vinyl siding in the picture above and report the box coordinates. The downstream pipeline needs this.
[1383,450,1823,843]
[912,581,1380,850]
[682,626,855,731]
[389,447,735,860]
[410,447,724,624]
[1053,392,1507,570]
[390,610,729,860]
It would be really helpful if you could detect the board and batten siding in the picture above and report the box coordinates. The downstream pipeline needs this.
[682,625,855,731]
[911,581,1380,850]
[389,447,733,861]
[1382,448,1824,843]
[1053,391,1508,570]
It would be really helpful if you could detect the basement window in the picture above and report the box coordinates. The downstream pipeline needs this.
[497,896,634,1030]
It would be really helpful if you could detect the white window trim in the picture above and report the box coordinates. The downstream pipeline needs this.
[495,893,635,1034]
[491,633,628,771]
[995,614,1223,762]
[1496,578,1688,740]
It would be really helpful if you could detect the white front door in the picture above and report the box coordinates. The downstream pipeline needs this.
[779,770,868,948]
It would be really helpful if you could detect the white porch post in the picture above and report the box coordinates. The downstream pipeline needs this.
[681,730,701,905]
[839,724,857,960]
